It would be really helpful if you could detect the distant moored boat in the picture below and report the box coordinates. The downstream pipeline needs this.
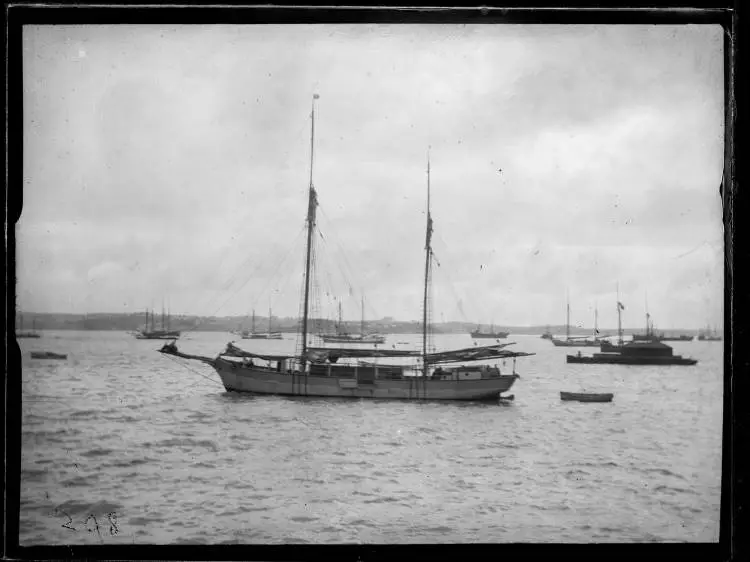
[236,309,284,340]
[30,351,67,360]
[470,324,509,339]
[560,391,613,403]
[566,296,697,366]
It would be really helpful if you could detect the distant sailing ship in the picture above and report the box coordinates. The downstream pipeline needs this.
[236,309,283,340]
[550,296,601,347]
[320,297,386,344]
[631,297,694,343]
[135,307,181,339]
[540,326,553,339]
[160,96,533,400]
[17,312,41,338]
[697,325,721,341]
[469,323,509,340]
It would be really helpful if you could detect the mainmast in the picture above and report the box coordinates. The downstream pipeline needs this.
[268,306,272,334]
[301,94,320,365]
[422,148,433,377]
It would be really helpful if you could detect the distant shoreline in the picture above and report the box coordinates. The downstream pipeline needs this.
[12,312,710,336]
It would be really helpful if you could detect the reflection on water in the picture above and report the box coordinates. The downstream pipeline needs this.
[19,331,722,544]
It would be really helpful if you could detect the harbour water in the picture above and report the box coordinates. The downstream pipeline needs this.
[18,330,722,544]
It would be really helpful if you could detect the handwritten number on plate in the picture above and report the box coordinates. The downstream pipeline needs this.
[59,510,75,531]
[85,514,101,537]
[107,512,119,535]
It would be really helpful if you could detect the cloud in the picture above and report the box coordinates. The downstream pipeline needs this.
[17,24,724,329]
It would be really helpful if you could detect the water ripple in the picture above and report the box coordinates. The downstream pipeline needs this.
[19,331,723,545]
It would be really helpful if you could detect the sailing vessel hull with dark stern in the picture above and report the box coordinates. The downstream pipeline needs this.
[213,360,519,400]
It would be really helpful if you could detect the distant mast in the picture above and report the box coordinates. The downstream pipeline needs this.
[593,303,598,339]
[301,94,320,365]
[422,148,433,377]
[361,295,365,336]
[566,290,570,341]
[616,283,623,345]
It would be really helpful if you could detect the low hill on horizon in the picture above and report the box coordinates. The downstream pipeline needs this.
[12,312,711,336]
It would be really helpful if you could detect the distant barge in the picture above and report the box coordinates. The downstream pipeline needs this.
[567,340,697,366]
[568,294,698,366]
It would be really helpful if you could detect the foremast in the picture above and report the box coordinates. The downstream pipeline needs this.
[301,94,320,369]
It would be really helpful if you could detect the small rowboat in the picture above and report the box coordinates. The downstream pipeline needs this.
[30,351,67,360]
[560,391,613,403]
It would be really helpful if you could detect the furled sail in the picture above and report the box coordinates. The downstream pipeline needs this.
[427,345,534,364]
[221,342,296,362]
[305,347,422,362]
[302,342,532,364]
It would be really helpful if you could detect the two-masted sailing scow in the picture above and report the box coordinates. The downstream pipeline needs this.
[550,296,602,347]
[234,309,283,340]
[160,96,533,400]
[319,297,386,344]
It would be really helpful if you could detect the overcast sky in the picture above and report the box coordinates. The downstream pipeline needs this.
[18,24,724,329]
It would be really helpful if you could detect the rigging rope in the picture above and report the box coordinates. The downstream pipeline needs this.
[316,207,380,319]
[173,107,313,332]
[244,223,307,318]
[187,222,306,334]
[163,354,224,388]
[432,228,475,324]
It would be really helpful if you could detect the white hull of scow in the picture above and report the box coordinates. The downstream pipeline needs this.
[213,359,518,401]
